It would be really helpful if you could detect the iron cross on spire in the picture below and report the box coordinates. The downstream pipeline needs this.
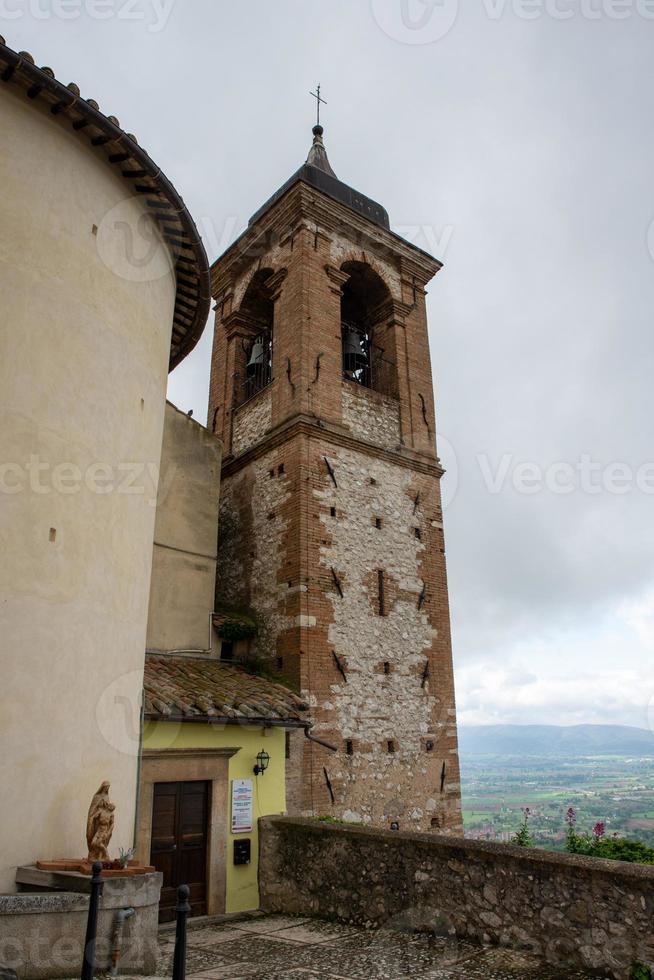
[310,83,327,127]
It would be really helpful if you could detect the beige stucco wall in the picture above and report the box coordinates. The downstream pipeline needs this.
[0,87,177,891]
[146,402,222,653]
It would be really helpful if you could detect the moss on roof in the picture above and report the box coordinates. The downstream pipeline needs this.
[144,655,309,726]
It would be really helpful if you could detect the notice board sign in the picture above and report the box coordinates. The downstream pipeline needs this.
[231,778,253,833]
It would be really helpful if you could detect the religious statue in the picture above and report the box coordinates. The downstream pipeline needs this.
[86,781,115,862]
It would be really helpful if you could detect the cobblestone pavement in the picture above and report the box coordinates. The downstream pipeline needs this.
[154,914,608,979]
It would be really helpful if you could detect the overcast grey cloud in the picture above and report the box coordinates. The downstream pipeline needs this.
[8,0,653,728]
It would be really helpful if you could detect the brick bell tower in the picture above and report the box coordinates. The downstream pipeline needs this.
[208,122,462,834]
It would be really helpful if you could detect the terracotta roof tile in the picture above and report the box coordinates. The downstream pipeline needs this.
[144,656,309,726]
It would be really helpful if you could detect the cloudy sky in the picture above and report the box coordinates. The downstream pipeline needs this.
[10,0,654,728]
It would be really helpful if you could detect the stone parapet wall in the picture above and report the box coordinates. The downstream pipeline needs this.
[284,728,306,817]
[259,817,654,979]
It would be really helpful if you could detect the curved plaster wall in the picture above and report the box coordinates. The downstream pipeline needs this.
[0,88,177,890]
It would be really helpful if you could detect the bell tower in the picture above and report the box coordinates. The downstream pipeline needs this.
[208,124,462,833]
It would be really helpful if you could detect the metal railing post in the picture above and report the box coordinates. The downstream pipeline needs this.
[81,861,104,980]
[172,884,190,980]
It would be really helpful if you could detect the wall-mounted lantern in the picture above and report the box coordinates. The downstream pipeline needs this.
[253,749,270,776]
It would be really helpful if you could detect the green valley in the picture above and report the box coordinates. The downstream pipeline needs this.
[459,726,654,850]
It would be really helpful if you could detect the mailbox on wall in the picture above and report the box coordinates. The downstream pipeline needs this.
[233,838,251,865]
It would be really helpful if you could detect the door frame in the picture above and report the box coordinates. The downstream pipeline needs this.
[137,747,238,916]
[151,779,211,920]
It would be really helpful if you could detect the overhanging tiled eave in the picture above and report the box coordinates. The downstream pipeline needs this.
[0,39,211,370]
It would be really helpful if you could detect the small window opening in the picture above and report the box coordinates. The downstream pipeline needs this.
[414,527,422,540]
[278,463,285,476]
[220,641,234,662]
[49,528,57,543]
[345,740,354,756]
[387,740,396,754]
[269,469,275,479]
[330,506,337,518]
[375,517,382,530]
[276,656,284,671]
[370,477,377,485]
[425,740,434,752]
[377,569,386,617]
[383,662,391,675]
[285,731,291,760]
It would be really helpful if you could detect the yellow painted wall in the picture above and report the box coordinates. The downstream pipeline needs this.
[143,721,287,913]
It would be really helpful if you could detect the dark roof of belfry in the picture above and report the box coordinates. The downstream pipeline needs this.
[248,124,391,231]
[144,655,310,727]
[0,38,210,371]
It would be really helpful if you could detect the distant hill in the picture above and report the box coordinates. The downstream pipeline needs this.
[458,724,654,757]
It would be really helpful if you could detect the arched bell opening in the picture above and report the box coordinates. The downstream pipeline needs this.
[235,269,275,407]
[340,262,397,398]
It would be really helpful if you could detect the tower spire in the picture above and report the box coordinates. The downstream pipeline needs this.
[306,84,337,179]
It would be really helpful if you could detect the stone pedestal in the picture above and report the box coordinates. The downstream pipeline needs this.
[0,867,162,978]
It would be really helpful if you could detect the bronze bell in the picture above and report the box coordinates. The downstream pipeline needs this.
[342,323,368,374]
[247,338,265,371]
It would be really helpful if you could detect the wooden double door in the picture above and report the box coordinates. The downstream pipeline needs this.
[150,780,209,922]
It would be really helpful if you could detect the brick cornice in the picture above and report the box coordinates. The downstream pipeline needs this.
[222,309,261,339]
[211,180,442,296]
[324,264,350,295]
[370,297,415,326]
[221,412,445,480]
[266,268,288,302]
